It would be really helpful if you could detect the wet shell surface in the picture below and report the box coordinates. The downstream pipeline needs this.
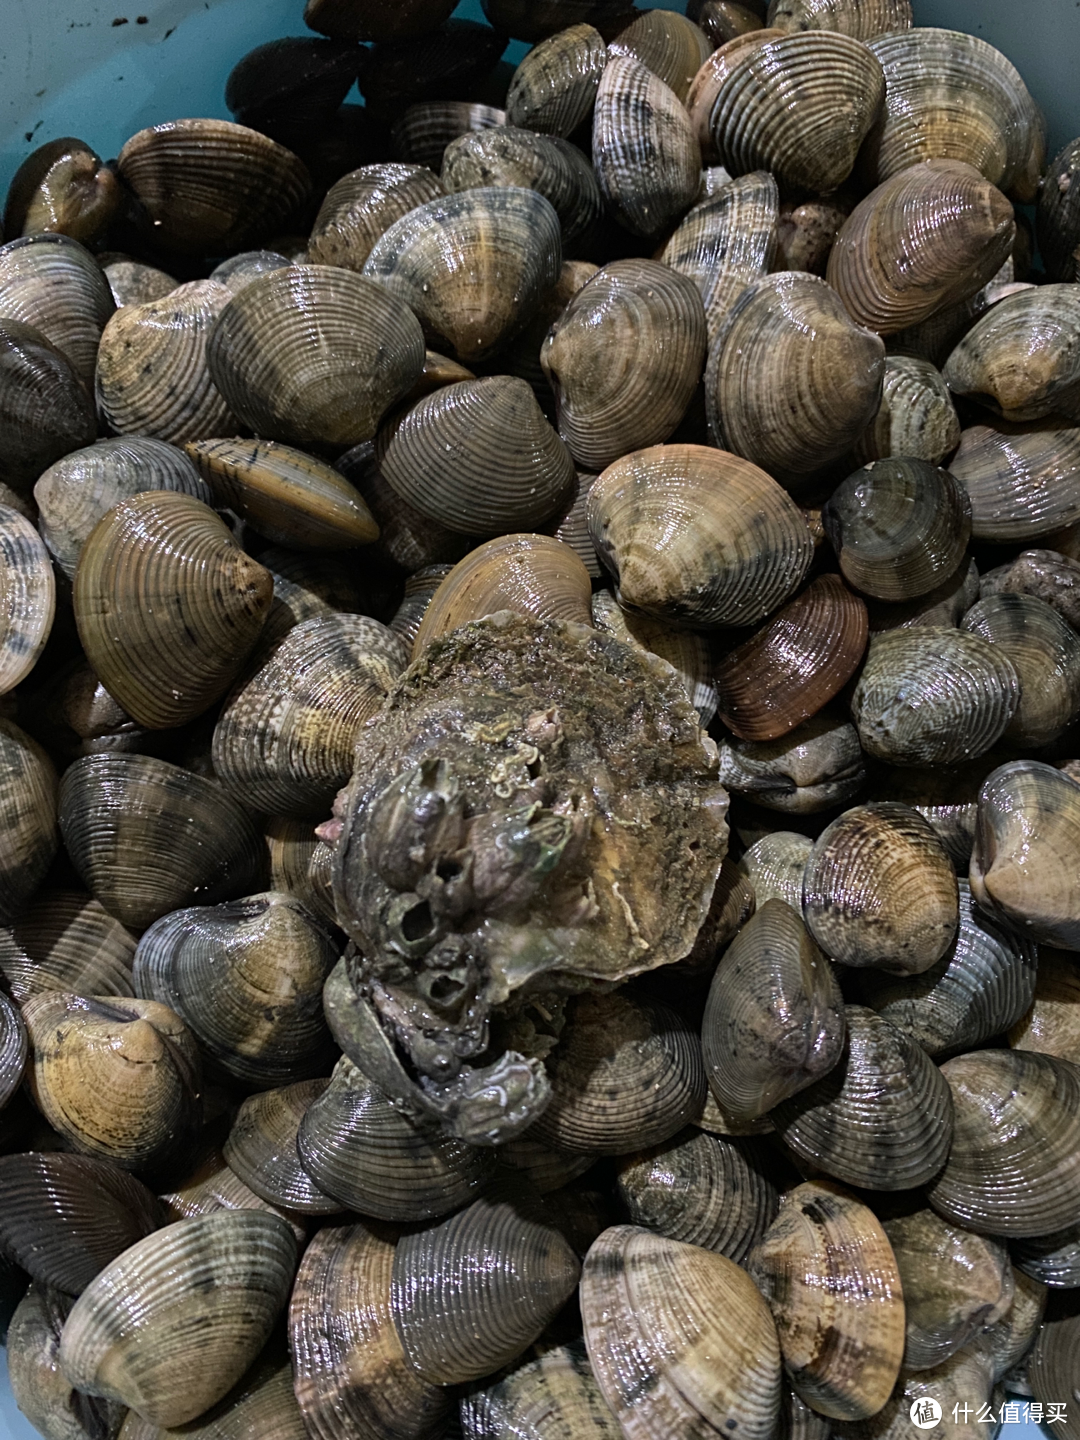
[1012,1219,1080,1290]
[0,318,97,497]
[738,830,813,911]
[0,890,136,1001]
[608,9,711,104]
[943,284,1080,422]
[591,587,717,724]
[748,1181,905,1421]
[223,1081,341,1215]
[766,0,911,40]
[981,547,1080,631]
[0,719,59,926]
[391,101,507,173]
[1010,945,1080,1065]
[306,162,445,271]
[0,233,115,388]
[0,987,27,1111]
[0,504,54,696]
[581,1225,782,1440]
[461,1339,623,1439]
[854,355,961,466]
[8,1284,124,1440]
[1038,136,1080,283]
[505,24,608,136]
[950,418,1080,543]
[961,592,1080,748]
[717,713,866,815]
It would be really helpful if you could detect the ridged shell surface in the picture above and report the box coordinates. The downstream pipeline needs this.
[961,592,1080,748]
[461,1340,622,1439]
[949,418,1080,542]
[0,720,59,925]
[717,713,866,815]
[766,0,911,40]
[854,355,961,466]
[608,9,712,103]
[0,504,54,695]
[307,162,444,271]
[0,317,96,496]
[0,233,114,387]
[391,101,506,173]
[505,24,607,136]
[943,284,1080,422]
[223,1080,340,1215]
[0,890,136,1000]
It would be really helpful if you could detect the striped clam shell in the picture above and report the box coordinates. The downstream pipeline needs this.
[854,355,961,466]
[737,832,813,911]
[551,471,602,579]
[224,1081,341,1215]
[766,0,911,39]
[944,284,1080,422]
[0,233,114,387]
[608,9,712,103]
[388,565,454,648]
[0,504,54,696]
[961,592,1080,749]
[0,990,26,1112]
[0,317,97,497]
[307,163,445,272]
[686,30,784,162]
[950,418,1080,543]
[0,720,59,926]
[390,102,506,173]
[1012,1220,1080,1290]
[0,889,136,1001]
[505,24,607,136]
[8,1286,124,1440]
[461,1340,622,1439]
[209,249,292,294]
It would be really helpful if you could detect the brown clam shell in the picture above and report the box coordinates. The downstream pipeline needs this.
[0,890,136,1001]
[686,29,783,161]
[306,162,444,271]
[3,136,121,246]
[505,24,608,137]
[961,592,1080,749]
[607,9,712,103]
[224,1081,341,1216]
[1010,945,1080,1065]
[0,233,114,388]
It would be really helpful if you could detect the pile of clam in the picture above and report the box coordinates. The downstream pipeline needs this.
[2,0,1080,1435]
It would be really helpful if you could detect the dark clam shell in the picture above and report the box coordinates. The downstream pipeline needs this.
[224,1080,342,1216]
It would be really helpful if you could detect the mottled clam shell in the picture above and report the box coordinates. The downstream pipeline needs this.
[207,265,425,448]
[706,271,885,482]
[0,233,114,387]
[0,504,54,695]
[289,1221,451,1440]
[750,1182,904,1421]
[307,163,444,271]
[607,9,711,103]
[738,831,812,910]
[708,32,886,194]
[857,879,1037,1059]
[505,24,607,136]
[864,29,1045,203]
[773,192,853,276]
[950,418,1080,543]
[8,1284,125,1440]
[767,0,910,39]
[0,890,136,1001]
[59,1212,297,1427]
[827,160,1016,336]
[851,626,1021,767]
[927,1049,1080,1237]
[944,285,1080,422]
[591,55,701,239]
[590,587,716,724]
[461,1340,622,1439]
[1010,945,1080,1065]
[961,593,1080,748]
[390,1181,581,1385]
[58,753,266,930]
[717,713,866,814]
[102,256,177,309]
[1037,137,1080,283]
[391,102,507,173]
[772,1006,955,1190]
[116,119,311,255]
[0,719,59,925]
[1029,1302,1080,1440]
[363,187,562,363]
[73,492,273,731]
[541,259,706,471]
[970,761,1080,950]
[0,318,96,497]
[981,548,1080,632]
[581,1225,782,1440]
[224,1081,340,1215]
[587,443,814,628]
[854,356,961,466]
[803,803,959,975]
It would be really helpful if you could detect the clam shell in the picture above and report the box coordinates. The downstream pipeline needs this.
[1010,944,1080,1065]
[391,101,507,172]
[866,551,979,635]
[390,1181,581,1384]
[827,161,1016,337]
[73,492,273,731]
[1013,1220,1080,1290]
[551,471,602,580]
[0,233,114,387]
[0,890,136,1001]
[0,987,26,1114]
[590,587,717,723]
[289,1221,450,1440]
[706,272,885,482]
[717,714,865,814]
[592,55,701,239]
[541,259,706,471]
[4,136,121,247]
[961,593,1080,748]
[336,441,473,572]
[686,30,784,162]
[209,249,292,294]
[824,459,971,602]
[581,1225,782,1440]
[854,355,961,466]
[256,543,393,646]
[0,317,97,496]
[970,1266,1048,1384]
[363,187,562,362]
[207,265,425,447]
[767,0,911,40]
[927,1049,1080,1237]
[708,32,886,193]
[803,803,959,974]
[771,1006,955,1190]
[738,831,812,910]
[1028,1302,1080,1440]
[223,1081,341,1215]
[857,878,1037,1058]
[949,418,1080,543]
[970,760,1080,950]
[696,2,767,46]
[864,29,1045,203]
[59,1212,297,1427]
[607,9,711,103]
[34,438,209,581]
[749,1181,904,1421]
[944,284,1080,422]
[296,1055,496,1220]
[501,1135,598,1194]
[868,755,983,866]
[263,818,324,916]
[773,192,854,276]
[1037,137,1080,283]
[980,548,1080,632]
[117,1347,311,1440]
[116,119,311,255]
[158,1142,306,1242]
[58,754,266,930]
[378,377,576,536]
[103,256,177,308]
[134,892,338,1088]
[587,443,814,628]
[0,719,59,925]
[388,565,454,647]
[703,899,845,1122]
[461,1339,622,1439]
[8,1284,125,1440]
[505,24,607,136]
[851,626,1021,767]
[307,163,444,271]
[0,503,54,695]
[714,574,868,741]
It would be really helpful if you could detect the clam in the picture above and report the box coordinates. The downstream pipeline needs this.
[0,233,114,387]
[949,417,1080,542]
[133,892,339,1089]
[707,32,885,194]
[1010,945,1080,1065]
[207,264,425,447]
[289,1221,451,1440]
[864,29,1045,203]
[391,101,507,172]
[772,1006,954,1190]
[541,259,705,470]
[0,890,136,1001]
[159,1142,306,1242]
[587,443,814,627]
[116,119,311,255]
[501,1135,597,1194]
[0,719,59,925]
[223,1081,341,1215]
[927,1049,1080,1237]
[961,593,1080,748]
[530,990,707,1155]
[881,1206,1013,1372]
[766,0,911,39]
[823,460,971,602]
[857,879,1037,1059]
[256,543,392,646]
[0,503,54,695]
[865,553,982,632]
[58,754,266,930]
[695,2,767,46]
[8,1284,125,1440]
[209,249,293,294]
[749,1182,904,1421]
[607,9,712,103]
[706,272,885,483]
[1037,137,1080,283]
[717,713,866,814]
[59,1212,297,1427]
[943,284,1080,422]
[22,992,201,1179]
[803,803,959,975]
[1028,1300,1080,1440]
[0,318,96,497]
[773,192,853,276]
[0,988,26,1113]
[827,161,1016,336]
[223,34,361,140]
[363,187,562,362]
[682,852,758,973]
[388,565,454,647]
[551,471,602,580]
[461,1339,623,1439]
[738,831,812,910]
[0,1152,161,1297]
[336,441,474,572]
[980,548,1080,632]
[851,626,1020,766]
[970,1266,1048,1383]
[307,163,444,272]
[591,55,701,238]
[412,534,593,656]
[970,761,1080,950]
[117,1345,311,1440]
[102,255,178,309]
[505,24,608,136]
[591,588,716,723]
[1013,1221,1080,1291]
[713,575,868,741]
[297,1055,496,1220]
[390,1181,581,1384]
[686,30,784,163]
[854,356,961,466]
[95,281,238,444]
[581,1225,782,1440]
[377,377,576,535]
[3,136,121,246]
[702,899,845,1123]
[303,0,457,41]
